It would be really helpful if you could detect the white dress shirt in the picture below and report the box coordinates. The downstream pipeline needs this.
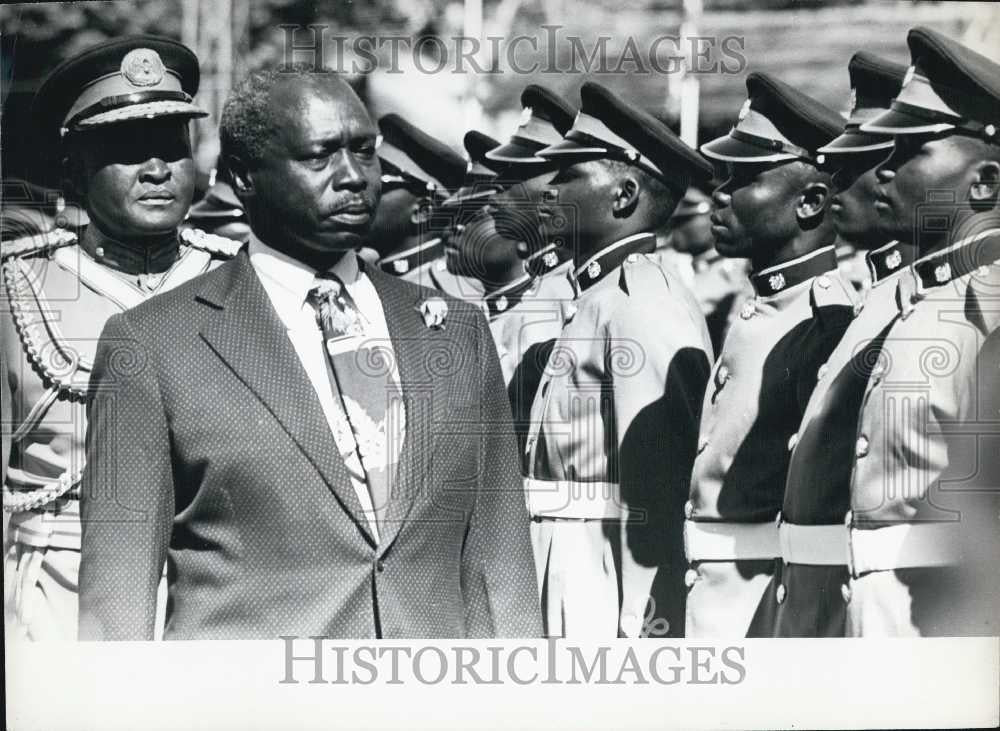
[248,235,404,540]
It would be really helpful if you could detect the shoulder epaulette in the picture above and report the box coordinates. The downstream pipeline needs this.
[0,228,77,261]
[810,270,859,319]
[180,227,244,258]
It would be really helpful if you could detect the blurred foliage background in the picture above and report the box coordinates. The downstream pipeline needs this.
[1,0,997,191]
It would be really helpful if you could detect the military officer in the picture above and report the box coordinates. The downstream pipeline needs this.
[524,82,714,638]
[825,28,999,636]
[445,129,571,461]
[2,36,240,642]
[487,85,579,303]
[656,186,754,354]
[752,52,914,637]
[684,73,858,637]
[368,113,482,300]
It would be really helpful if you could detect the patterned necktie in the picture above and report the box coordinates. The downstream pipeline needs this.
[307,274,402,534]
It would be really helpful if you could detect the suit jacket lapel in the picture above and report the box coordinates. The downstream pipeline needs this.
[366,264,448,553]
[198,252,377,546]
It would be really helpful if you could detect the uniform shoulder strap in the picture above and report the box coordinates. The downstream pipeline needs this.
[179,227,243,258]
[0,228,78,261]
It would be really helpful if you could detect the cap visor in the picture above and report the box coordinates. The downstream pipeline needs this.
[485,139,548,164]
[859,107,956,136]
[536,137,608,160]
[441,187,497,207]
[700,134,796,163]
[75,100,209,129]
[817,131,894,154]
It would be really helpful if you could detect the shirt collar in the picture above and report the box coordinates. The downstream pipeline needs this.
[248,233,360,325]
[750,245,838,298]
[573,232,657,292]
[866,240,916,286]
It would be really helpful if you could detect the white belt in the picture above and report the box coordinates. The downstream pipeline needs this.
[683,519,780,561]
[779,519,963,576]
[524,478,623,520]
[9,508,83,551]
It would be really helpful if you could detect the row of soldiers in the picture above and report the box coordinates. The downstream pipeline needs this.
[4,25,999,641]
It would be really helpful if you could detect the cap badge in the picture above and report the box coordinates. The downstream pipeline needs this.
[885,250,902,270]
[495,295,508,313]
[902,65,916,89]
[120,48,166,88]
[542,250,559,269]
[586,260,602,280]
[393,258,410,274]
[768,272,786,291]
[738,99,752,121]
[519,106,533,127]
[933,262,951,284]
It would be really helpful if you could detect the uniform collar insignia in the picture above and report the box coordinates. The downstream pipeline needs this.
[483,272,536,319]
[750,245,838,298]
[910,228,1000,293]
[866,240,916,285]
[377,237,445,277]
[525,242,563,277]
[573,232,656,293]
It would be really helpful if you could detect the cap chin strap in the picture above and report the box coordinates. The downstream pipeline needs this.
[889,100,999,144]
[64,90,194,133]
[729,128,821,164]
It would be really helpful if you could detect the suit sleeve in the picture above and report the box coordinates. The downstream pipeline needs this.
[461,309,542,638]
[79,312,174,640]
[610,294,711,637]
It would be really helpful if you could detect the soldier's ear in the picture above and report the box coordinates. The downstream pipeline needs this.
[612,175,640,218]
[969,160,1000,208]
[410,196,434,226]
[227,155,254,197]
[795,181,830,222]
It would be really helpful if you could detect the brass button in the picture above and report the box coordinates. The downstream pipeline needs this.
[855,435,870,458]
[716,364,731,386]
[817,363,829,380]
[697,438,709,454]
[776,584,787,604]
[684,500,694,519]
[852,300,865,316]
[816,275,831,289]
[684,569,699,588]
[787,432,798,451]
[841,583,852,603]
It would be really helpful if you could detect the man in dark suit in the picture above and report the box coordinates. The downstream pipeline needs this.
[78,65,541,640]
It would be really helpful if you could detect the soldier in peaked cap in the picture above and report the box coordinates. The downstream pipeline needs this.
[444,129,568,460]
[488,85,579,291]
[2,36,240,642]
[368,113,482,300]
[684,73,858,637]
[752,53,916,638]
[524,81,714,638]
[815,27,1000,636]
[655,186,754,354]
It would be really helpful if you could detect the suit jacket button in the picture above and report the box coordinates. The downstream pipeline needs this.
[376,559,386,573]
